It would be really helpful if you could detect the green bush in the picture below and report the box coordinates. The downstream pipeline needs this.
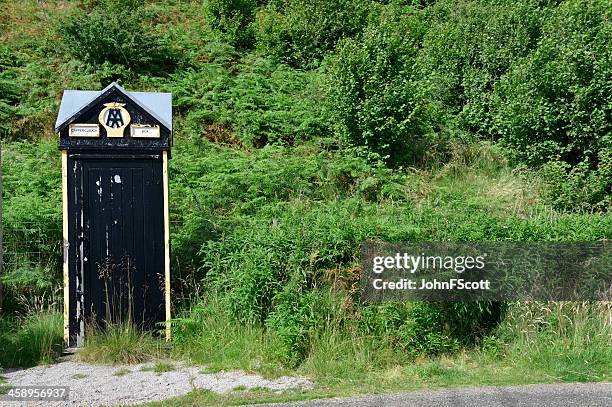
[440,301,505,343]
[359,302,459,357]
[359,301,503,357]
[59,0,175,76]
[201,200,372,324]
[192,190,609,364]
[540,145,612,211]
[205,0,260,48]
[255,0,371,67]
[416,0,544,138]
[0,46,22,138]
[0,48,85,140]
[167,59,329,147]
[1,141,61,266]
[265,285,327,366]
[1,141,62,312]
[491,0,611,210]
[493,0,611,168]
[0,262,59,314]
[326,4,436,166]
[168,141,402,304]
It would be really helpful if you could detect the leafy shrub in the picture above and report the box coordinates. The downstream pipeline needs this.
[167,59,329,147]
[1,141,62,312]
[191,187,611,364]
[493,0,611,168]
[540,145,612,211]
[440,301,505,343]
[359,301,503,357]
[168,142,382,217]
[0,46,22,138]
[1,141,61,265]
[416,0,544,138]
[360,302,459,357]
[59,0,175,75]
[326,4,436,166]
[0,262,59,314]
[491,0,611,210]
[167,140,407,306]
[265,285,327,366]
[255,0,371,67]
[205,0,260,48]
[198,198,400,326]
[0,48,86,140]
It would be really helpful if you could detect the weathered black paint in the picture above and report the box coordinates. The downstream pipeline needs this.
[59,85,170,347]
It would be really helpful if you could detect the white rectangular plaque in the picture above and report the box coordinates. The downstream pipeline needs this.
[69,124,99,137]
[131,124,160,138]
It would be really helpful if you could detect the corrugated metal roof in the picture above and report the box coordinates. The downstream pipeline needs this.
[55,82,172,132]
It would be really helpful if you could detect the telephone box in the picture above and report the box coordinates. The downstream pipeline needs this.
[55,82,172,347]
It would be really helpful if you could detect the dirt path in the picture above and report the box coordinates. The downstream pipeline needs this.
[1,360,313,406]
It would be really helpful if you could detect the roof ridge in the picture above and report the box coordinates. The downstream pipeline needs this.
[55,83,172,133]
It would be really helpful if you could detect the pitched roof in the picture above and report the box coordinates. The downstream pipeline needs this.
[55,82,172,133]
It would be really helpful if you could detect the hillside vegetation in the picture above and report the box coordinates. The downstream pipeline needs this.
[1,0,610,395]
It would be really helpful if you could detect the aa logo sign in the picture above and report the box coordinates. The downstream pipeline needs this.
[99,102,131,137]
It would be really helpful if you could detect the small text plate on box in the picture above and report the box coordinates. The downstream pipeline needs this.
[69,124,99,138]
[131,124,160,139]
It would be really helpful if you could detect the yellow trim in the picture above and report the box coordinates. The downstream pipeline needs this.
[162,151,171,340]
[62,151,69,346]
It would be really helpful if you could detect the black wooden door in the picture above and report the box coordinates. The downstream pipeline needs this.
[68,155,164,344]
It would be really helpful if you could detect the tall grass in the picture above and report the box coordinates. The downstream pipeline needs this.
[75,322,165,365]
[0,312,63,368]
[171,295,287,376]
[298,302,612,386]
[171,292,390,380]
[493,301,612,382]
[168,299,612,389]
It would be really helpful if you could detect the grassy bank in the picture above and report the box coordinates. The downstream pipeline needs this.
[2,137,610,381]
[6,298,600,405]
[168,299,612,385]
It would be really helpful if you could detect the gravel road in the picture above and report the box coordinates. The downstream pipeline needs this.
[255,382,612,407]
[2,361,609,407]
[1,361,313,406]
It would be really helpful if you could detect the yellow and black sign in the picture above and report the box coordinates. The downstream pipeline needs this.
[98,102,131,137]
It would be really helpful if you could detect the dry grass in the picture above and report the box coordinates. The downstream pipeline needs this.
[0,0,77,43]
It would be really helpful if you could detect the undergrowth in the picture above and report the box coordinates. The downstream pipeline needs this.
[75,323,166,365]
[0,312,63,368]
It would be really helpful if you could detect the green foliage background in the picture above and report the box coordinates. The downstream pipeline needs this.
[1,0,610,370]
